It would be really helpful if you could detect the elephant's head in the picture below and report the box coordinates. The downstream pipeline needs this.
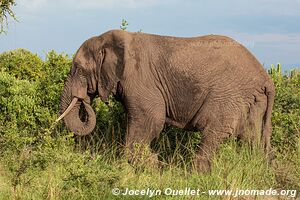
[56,30,128,136]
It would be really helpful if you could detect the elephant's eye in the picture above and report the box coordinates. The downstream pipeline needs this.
[77,67,86,77]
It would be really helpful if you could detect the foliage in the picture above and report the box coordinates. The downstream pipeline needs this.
[0,49,72,152]
[0,49,299,199]
[120,18,129,31]
[0,49,43,81]
[0,0,17,33]
[269,64,300,153]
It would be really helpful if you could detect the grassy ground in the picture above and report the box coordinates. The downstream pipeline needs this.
[0,137,299,200]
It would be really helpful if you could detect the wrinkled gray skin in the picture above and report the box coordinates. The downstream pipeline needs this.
[59,30,275,172]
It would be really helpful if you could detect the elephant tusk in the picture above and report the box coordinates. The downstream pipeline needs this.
[55,97,78,122]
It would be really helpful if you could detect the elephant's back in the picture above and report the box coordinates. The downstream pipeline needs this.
[131,30,270,88]
[154,33,270,98]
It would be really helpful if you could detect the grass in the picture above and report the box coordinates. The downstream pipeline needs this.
[0,135,299,200]
[0,163,12,200]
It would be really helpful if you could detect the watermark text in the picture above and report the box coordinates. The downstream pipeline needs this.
[111,187,297,198]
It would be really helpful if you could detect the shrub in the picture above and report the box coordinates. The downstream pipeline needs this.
[269,64,300,153]
[37,50,72,112]
[0,49,43,81]
[0,49,72,153]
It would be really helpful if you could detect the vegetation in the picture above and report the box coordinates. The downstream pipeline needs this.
[0,49,299,199]
[0,0,17,33]
[120,19,129,31]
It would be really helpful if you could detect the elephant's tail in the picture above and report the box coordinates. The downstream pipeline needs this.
[262,82,275,156]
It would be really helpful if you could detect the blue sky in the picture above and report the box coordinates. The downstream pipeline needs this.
[1,0,300,69]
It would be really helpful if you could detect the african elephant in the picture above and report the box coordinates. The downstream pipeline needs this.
[57,30,275,172]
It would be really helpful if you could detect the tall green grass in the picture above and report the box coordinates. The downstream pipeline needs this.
[1,137,286,200]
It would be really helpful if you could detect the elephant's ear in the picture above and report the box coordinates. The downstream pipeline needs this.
[97,31,129,102]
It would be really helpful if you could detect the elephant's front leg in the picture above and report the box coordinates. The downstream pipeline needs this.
[124,100,165,167]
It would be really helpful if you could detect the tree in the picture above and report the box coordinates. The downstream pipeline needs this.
[0,0,17,34]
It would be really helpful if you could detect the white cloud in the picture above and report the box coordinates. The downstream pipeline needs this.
[17,0,172,12]
[71,0,170,9]
[17,0,49,11]
[16,0,300,16]
[242,0,300,16]
[233,33,300,45]
[202,0,300,16]
[223,32,300,57]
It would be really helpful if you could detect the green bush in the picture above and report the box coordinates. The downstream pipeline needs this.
[0,50,71,153]
[0,71,40,150]
[37,50,72,112]
[0,49,43,81]
[269,64,300,153]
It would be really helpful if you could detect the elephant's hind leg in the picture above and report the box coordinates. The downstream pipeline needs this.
[193,111,239,172]
[194,127,232,172]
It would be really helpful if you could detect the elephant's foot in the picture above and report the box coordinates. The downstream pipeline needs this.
[193,156,211,173]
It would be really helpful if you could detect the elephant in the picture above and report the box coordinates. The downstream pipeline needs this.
[56,30,275,172]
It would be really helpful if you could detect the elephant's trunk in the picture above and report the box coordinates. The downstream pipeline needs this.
[58,75,96,136]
